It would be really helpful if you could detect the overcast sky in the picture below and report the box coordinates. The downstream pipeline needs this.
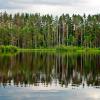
[0,0,100,15]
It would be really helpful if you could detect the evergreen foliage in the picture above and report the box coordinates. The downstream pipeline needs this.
[0,12,100,48]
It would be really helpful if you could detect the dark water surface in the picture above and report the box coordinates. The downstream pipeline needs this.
[0,52,100,100]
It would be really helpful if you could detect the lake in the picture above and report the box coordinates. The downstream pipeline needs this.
[0,52,100,100]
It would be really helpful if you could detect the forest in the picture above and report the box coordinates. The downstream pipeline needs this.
[0,12,100,48]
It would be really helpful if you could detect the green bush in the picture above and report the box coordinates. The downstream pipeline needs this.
[56,45,80,52]
[0,45,18,53]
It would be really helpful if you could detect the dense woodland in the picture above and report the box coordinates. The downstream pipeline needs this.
[0,12,100,48]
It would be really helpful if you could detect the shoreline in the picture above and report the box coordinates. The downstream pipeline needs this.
[0,45,100,54]
[18,47,100,54]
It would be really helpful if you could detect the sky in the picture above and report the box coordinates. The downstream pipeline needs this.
[0,0,100,15]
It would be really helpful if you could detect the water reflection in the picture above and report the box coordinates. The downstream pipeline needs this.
[0,52,100,88]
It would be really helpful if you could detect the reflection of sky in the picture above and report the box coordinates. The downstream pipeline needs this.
[0,52,100,100]
[0,86,100,100]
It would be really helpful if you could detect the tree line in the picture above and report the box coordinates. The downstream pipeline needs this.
[0,12,100,48]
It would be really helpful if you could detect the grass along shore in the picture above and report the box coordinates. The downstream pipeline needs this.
[19,45,100,53]
[0,45,100,54]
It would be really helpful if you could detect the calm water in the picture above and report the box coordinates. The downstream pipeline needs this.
[0,52,100,100]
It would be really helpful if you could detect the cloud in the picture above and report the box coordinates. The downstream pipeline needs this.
[0,0,100,9]
[0,0,31,9]
[0,0,100,15]
[0,0,89,9]
[10,0,87,6]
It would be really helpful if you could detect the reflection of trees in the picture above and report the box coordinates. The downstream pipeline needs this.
[0,53,99,87]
